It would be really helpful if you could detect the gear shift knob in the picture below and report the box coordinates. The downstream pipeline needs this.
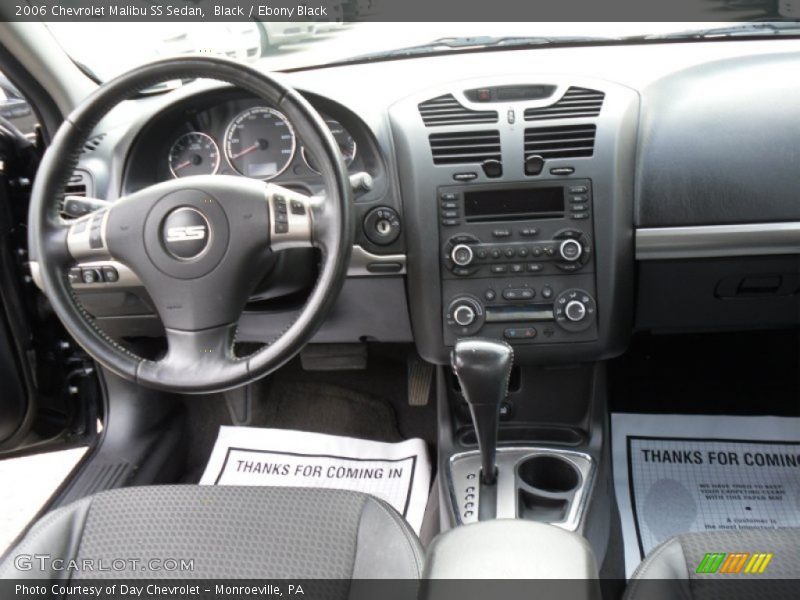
[451,338,513,486]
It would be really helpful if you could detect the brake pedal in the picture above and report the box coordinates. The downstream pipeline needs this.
[407,355,434,406]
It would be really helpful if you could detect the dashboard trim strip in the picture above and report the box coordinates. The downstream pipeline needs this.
[347,245,407,276]
[636,223,800,260]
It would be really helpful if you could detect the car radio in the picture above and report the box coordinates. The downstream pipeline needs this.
[438,180,598,345]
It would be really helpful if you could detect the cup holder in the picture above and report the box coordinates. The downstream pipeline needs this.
[515,454,582,522]
[517,454,581,494]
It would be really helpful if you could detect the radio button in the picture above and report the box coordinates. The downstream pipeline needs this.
[571,212,589,220]
[502,288,534,300]
[532,247,543,257]
[492,229,511,238]
[451,244,474,267]
[441,192,457,201]
[517,247,530,257]
[541,286,554,299]
[475,248,488,260]
[504,248,516,258]
[442,210,459,219]
[441,219,459,226]
[569,186,588,194]
[440,200,458,209]
[484,289,497,301]
[570,194,589,203]
[520,228,539,237]
[559,239,583,262]
[491,265,507,274]
[510,264,524,273]
[527,264,543,273]
[490,248,502,259]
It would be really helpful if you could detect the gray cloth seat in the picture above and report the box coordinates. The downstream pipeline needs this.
[625,527,800,600]
[0,485,424,580]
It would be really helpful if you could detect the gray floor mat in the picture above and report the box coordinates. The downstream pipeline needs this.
[261,380,402,442]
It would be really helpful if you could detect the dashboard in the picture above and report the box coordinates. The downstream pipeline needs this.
[59,39,800,365]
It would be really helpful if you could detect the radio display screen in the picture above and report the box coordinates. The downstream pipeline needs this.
[463,187,565,221]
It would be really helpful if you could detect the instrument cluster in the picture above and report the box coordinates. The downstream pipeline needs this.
[125,92,365,193]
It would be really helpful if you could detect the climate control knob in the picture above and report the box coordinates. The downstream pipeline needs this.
[565,300,587,322]
[558,239,583,262]
[453,304,477,327]
[451,244,475,267]
[446,295,484,334]
[554,289,596,332]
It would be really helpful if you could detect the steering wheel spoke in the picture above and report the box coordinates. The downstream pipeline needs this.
[266,183,316,252]
[138,324,247,391]
[66,204,114,262]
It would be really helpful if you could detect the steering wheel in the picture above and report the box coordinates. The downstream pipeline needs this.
[29,57,353,393]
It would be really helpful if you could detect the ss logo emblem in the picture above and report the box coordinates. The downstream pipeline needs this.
[166,225,206,242]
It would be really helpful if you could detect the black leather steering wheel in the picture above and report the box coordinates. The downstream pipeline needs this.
[29,57,353,393]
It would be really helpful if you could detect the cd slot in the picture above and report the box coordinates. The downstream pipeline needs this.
[485,304,554,323]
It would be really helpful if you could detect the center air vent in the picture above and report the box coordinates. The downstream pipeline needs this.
[418,94,498,127]
[524,87,604,121]
[524,125,597,159]
[429,130,501,165]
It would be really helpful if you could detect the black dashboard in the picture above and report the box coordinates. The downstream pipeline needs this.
[57,39,800,365]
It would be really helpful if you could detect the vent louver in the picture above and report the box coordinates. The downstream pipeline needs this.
[524,87,604,121]
[429,130,501,165]
[82,133,106,154]
[418,94,498,127]
[524,125,597,159]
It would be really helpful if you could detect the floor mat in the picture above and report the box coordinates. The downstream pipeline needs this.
[612,414,800,577]
[200,426,431,534]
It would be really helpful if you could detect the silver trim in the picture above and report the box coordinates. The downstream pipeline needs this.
[347,245,407,277]
[66,208,111,261]
[636,222,800,260]
[70,261,141,289]
[447,447,595,531]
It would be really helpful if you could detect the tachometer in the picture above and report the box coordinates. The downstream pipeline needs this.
[168,132,220,178]
[224,107,295,180]
[302,118,357,174]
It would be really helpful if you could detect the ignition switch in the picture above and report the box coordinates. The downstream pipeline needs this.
[363,206,401,245]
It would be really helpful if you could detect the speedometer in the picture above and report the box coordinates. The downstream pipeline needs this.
[168,132,220,178]
[224,107,295,180]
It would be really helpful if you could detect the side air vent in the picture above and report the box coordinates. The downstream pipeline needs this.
[418,94,498,127]
[82,133,106,154]
[524,125,597,159]
[524,87,604,121]
[429,130,501,165]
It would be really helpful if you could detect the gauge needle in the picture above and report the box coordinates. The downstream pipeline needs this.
[173,160,192,171]
[230,143,259,160]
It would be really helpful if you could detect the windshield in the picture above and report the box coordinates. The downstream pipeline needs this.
[45,21,800,81]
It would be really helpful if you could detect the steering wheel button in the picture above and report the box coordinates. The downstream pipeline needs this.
[67,267,82,284]
[81,268,100,284]
[101,266,119,283]
[290,200,306,215]
[275,223,289,234]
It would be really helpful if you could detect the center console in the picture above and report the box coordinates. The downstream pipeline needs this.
[389,75,637,365]
[440,180,597,345]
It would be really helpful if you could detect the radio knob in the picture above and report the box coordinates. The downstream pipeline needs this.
[453,304,477,327]
[451,244,475,267]
[559,239,583,262]
[565,300,587,322]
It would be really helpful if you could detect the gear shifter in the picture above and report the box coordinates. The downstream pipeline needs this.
[451,338,513,488]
